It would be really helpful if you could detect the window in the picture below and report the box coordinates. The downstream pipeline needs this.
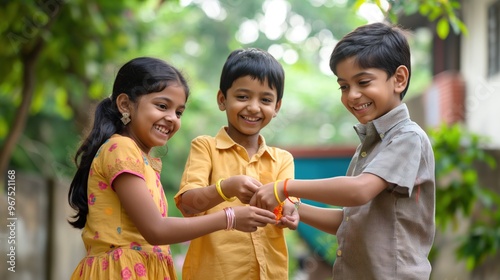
[488,1,500,76]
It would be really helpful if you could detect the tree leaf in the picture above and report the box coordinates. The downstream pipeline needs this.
[436,17,450,39]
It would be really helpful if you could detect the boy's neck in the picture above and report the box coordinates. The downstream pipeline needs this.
[225,127,261,158]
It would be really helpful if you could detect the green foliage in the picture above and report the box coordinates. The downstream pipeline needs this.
[350,0,468,39]
[1,0,372,189]
[428,123,499,269]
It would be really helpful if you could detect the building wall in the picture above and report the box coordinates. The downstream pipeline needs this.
[462,0,500,148]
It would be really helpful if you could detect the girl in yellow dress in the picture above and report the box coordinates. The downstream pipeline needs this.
[68,57,277,280]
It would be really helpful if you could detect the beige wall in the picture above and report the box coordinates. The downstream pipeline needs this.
[462,0,500,149]
[0,174,85,280]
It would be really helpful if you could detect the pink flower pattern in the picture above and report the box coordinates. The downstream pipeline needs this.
[88,193,96,205]
[102,259,109,271]
[153,246,162,253]
[98,181,108,190]
[86,257,94,267]
[134,263,147,277]
[121,267,132,280]
[108,143,118,152]
[113,248,123,261]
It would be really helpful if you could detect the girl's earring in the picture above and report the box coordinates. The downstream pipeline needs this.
[121,113,131,125]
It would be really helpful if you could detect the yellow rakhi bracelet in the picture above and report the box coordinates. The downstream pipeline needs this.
[216,179,236,202]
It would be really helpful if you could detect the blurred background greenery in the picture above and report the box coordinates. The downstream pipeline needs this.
[0,0,437,190]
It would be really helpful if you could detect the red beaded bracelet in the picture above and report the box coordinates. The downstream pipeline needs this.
[283,178,301,208]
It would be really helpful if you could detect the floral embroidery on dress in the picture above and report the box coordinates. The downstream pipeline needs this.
[102,259,109,271]
[93,231,99,240]
[98,181,108,190]
[88,193,96,205]
[113,248,123,261]
[86,257,94,267]
[143,155,149,165]
[160,195,166,217]
[109,143,118,152]
[121,267,132,280]
[117,227,122,234]
[153,246,162,253]
[130,242,142,251]
[166,255,174,266]
[134,263,147,277]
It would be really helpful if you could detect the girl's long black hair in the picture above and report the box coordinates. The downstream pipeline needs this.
[68,57,190,229]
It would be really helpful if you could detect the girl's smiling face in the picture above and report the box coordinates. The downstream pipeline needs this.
[120,84,187,154]
[335,57,408,124]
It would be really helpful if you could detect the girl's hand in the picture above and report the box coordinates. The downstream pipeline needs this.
[223,175,262,204]
[276,201,300,230]
[232,206,276,232]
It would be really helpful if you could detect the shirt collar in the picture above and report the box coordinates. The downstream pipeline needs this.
[214,127,276,161]
[353,103,410,142]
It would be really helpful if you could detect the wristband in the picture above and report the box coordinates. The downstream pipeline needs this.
[223,207,236,230]
[284,178,301,209]
[273,180,285,204]
[216,179,236,202]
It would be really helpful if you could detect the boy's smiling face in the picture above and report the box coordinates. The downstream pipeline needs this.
[218,75,281,142]
[335,57,408,124]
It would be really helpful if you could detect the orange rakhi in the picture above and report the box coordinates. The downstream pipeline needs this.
[273,204,284,220]
[273,180,285,220]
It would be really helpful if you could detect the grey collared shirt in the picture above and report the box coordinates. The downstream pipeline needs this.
[332,103,436,280]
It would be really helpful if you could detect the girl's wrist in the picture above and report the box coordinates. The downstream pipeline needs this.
[223,207,236,230]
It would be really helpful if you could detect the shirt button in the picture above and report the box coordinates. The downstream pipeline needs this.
[361,151,367,157]
[337,249,342,257]
[345,217,349,222]
[380,133,384,138]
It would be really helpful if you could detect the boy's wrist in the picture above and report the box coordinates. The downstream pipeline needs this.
[284,179,301,209]
[216,179,236,202]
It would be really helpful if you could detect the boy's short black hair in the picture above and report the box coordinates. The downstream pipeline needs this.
[329,22,411,99]
[219,48,285,101]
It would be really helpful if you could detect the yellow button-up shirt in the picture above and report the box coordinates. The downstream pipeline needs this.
[175,127,294,280]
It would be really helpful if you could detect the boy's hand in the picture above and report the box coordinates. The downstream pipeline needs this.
[223,175,261,204]
[249,181,280,211]
[276,201,300,230]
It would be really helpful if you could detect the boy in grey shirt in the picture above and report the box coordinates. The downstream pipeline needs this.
[251,22,435,279]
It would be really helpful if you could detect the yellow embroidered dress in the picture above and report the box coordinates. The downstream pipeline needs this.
[71,134,176,280]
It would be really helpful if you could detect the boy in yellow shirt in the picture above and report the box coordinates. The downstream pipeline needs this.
[175,48,298,279]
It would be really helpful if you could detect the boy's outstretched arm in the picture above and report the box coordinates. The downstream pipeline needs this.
[299,204,343,235]
[250,173,388,211]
